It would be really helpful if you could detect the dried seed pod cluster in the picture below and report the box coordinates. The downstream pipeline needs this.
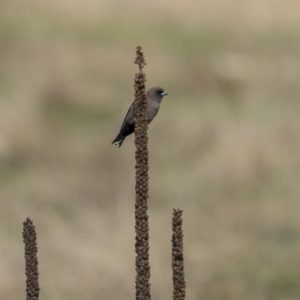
[134,46,147,71]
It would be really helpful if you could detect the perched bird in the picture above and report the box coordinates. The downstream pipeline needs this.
[112,86,168,147]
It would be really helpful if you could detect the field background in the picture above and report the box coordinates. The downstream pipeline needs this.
[1,0,300,299]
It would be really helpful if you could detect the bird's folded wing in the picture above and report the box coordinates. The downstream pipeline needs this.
[120,103,134,130]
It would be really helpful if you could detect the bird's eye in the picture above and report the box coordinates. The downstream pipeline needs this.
[157,90,163,95]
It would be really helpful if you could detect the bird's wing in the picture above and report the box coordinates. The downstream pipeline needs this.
[120,103,134,131]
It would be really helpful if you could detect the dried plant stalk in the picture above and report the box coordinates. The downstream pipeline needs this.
[23,217,40,300]
[133,46,151,300]
[172,208,186,300]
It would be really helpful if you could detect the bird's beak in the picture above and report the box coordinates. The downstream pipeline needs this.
[161,91,168,96]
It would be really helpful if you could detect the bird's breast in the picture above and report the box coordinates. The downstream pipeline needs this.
[147,101,160,123]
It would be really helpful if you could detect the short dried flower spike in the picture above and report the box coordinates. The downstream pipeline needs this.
[23,217,40,300]
[172,208,186,300]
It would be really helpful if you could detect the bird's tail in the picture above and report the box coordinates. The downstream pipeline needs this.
[112,133,125,148]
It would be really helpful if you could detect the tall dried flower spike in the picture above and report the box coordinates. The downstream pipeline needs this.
[23,217,40,300]
[133,46,151,300]
[172,208,186,300]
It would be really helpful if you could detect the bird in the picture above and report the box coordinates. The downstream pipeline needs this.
[112,86,168,147]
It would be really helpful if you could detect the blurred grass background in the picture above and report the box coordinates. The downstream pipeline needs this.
[1,0,300,299]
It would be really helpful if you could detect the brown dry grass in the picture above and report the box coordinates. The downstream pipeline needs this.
[1,0,300,299]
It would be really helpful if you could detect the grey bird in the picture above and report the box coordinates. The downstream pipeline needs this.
[112,86,168,147]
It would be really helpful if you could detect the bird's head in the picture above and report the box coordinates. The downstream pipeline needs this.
[147,86,168,102]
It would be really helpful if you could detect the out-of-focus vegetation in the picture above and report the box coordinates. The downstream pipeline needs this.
[1,0,300,299]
